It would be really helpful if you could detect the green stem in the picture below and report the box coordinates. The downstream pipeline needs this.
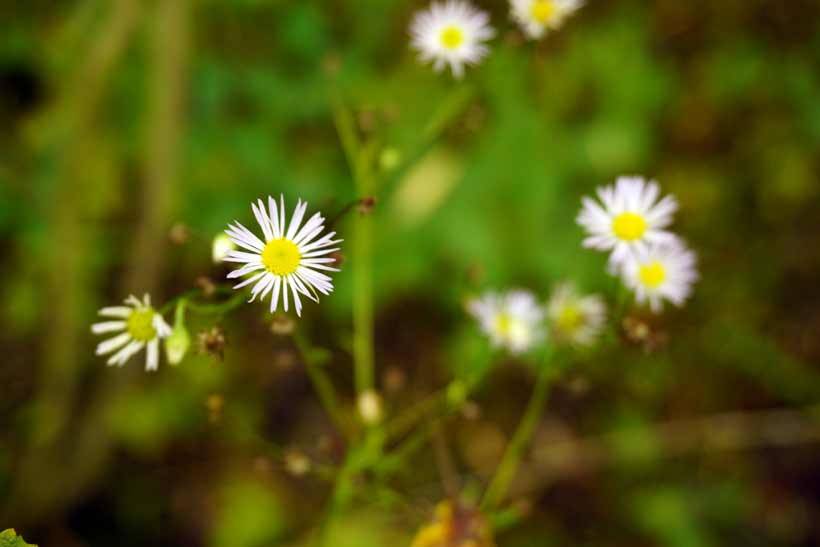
[331,91,376,398]
[352,212,374,395]
[292,329,347,435]
[481,363,557,511]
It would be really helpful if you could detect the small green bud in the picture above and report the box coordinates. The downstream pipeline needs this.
[379,147,401,172]
[165,301,190,365]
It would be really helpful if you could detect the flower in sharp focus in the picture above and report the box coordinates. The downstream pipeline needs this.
[577,176,678,271]
[621,241,698,313]
[468,290,545,354]
[224,195,341,317]
[547,282,606,347]
[410,1,495,79]
[510,0,584,39]
[91,294,172,371]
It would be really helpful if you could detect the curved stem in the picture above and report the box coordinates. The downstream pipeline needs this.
[481,363,557,512]
[292,329,347,435]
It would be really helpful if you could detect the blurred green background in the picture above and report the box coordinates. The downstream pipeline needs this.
[2,0,820,545]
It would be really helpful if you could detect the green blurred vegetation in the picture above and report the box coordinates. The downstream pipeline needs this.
[2,0,820,545]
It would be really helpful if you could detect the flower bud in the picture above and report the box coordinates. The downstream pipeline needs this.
[165,302,190,365]
[212,233,235,263]
[357,389,383,426]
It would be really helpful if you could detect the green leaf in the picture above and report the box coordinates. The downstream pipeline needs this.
[0,529,37,547]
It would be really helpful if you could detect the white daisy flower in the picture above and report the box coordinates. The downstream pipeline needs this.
[92,294,172,371]
[410,0,495,79]
[223,195,341,317]
[510,0,583,39]
[467,290,545,354]
[547,282,606,347]
[577,176,679,271]
[621,241,698,313]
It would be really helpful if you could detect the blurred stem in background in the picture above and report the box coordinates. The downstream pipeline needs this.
[125,0,189,294]
[12,0,142,523]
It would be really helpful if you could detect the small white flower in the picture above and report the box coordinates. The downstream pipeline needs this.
[621,241,698,313]
[224,195,341,317]
[577,176,679,271]
[92,294,172,371]
[212,233,236,263]
[410,0,495,79]
[547,282,606,347]
[510,0,583,39]
[468,290,545,354]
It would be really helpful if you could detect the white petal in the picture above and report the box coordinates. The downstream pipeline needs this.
[91,321,126,334]
[99,306,132,318]
[96,332,131,355]
[146,339,159,371]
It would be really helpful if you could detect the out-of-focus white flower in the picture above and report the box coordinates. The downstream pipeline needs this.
[468,290,545,354]
[212,233,236,263]
[621,241,698,313]
[224,195,341,317]
[92,294,172,371]
[410,1,495,79]
[577,176,679,271]
[510,0,583,39]
[546,282,606,347]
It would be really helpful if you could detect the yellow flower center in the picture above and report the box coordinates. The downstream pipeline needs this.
[262,238,301,276]
[127,308,157,342]
[530,0,557,23]
[495,312,513,335]
[440,26,464,50]
[612,212,648,241]
[556,305,583,332]
[639,261,667,288]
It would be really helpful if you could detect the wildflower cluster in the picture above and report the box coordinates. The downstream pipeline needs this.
[410,0,584,78]
[468,283,606,354]
[577,176,699,312]
[91,196,342,371]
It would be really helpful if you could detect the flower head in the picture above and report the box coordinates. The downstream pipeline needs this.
[468,290,545,354]
[621,241,698,312]
[224,195,341,317]
[510,0,583,39]
[410,1,495,79]
[577,176,679,271]
[92,294,172,371]
[547,282,606,347]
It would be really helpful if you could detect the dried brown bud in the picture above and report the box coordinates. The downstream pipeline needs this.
[253,456,273,475]
[357,196,377,215]
[270,314,295,336]
[169,223,190,245]
[198,327,226,361]
[206,393,224,423]
[383,366,406,393]
[195,276,217,297]
[622,315,668,352]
